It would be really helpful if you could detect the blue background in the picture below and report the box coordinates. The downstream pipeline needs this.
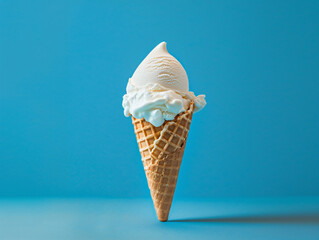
[1,0,319,198]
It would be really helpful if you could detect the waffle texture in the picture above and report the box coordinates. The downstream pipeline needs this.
[132,102,194,221]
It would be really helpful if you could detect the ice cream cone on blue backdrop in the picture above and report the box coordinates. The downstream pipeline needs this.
[122,42,206,221]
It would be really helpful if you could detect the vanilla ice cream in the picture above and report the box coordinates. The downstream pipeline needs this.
[122,42,206,127]
[131,42,189,92]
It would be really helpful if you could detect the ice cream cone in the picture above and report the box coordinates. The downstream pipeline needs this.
[131,102,194,221]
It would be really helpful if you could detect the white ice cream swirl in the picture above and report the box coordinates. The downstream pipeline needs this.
[122,42,206,127]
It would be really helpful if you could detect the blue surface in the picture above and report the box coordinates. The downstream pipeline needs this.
[1,0,319,198]
[0,197,319,239]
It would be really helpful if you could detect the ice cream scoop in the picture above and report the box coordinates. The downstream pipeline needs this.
[122,42,206,127]
[131,42,189,92]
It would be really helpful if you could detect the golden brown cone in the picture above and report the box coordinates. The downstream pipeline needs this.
[131,102,194,221]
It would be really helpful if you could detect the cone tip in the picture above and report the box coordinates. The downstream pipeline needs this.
[159,218,168,222]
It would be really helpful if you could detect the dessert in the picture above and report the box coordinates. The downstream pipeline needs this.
[122,42,206,221]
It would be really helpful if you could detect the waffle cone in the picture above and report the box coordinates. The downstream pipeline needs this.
[132,102,194,221]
